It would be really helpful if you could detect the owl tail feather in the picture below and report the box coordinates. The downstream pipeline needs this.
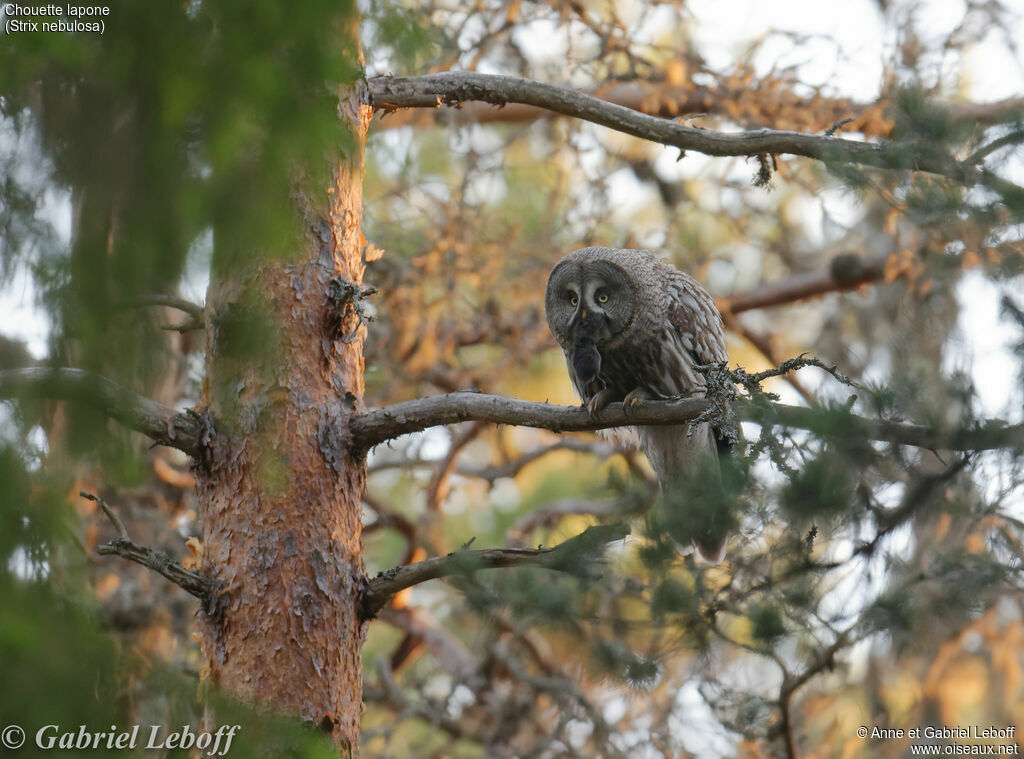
[672,535,727,563]
[640,422,731,564]
[693,536,728,564]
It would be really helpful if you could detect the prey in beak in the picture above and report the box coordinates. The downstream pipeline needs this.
[569,305,605,389]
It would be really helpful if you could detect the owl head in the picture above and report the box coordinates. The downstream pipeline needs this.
[544,246,645,350]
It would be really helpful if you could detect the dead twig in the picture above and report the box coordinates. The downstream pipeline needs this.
[82,490,215,611]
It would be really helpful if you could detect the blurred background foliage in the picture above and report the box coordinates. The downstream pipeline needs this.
[3,0,1024,757]
[1,0,359,754]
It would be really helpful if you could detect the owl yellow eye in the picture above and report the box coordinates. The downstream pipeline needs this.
[597,292,609,303]
[570,295,578,307]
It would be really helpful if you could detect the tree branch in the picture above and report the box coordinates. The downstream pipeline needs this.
[720,312,815,402]
[360,522,630,620]
[125,294,205,332]
[351,391,1024,453]
[83,490,214,608]
[0,368,204,458]
[352,392,705,449]
[469,438,625,483]
[967,129,1024,165]
[372,657,492,746]
[367,73,1018,190]
[373,80,889,137]
[426,420,485,512]
[723,252,889,314]
[508,497,628,542]
[378,605,482,683]
[368,438,625,483]
[780,634,851,701]
[372,78,1024,137]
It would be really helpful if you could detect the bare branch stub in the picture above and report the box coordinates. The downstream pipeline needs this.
[360,522,630,621]
[83,490,216,613]
[327,276,376,344]
[824,116,855,136]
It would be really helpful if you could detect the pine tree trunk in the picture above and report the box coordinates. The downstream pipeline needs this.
[194,80,372,756]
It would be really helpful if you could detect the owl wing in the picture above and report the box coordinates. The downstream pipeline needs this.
[667,270,727,366]
[641,269,730,562]
[643,269,727,399]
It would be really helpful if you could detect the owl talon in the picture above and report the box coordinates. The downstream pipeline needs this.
[586,388,616,415]
[623,388,648,412]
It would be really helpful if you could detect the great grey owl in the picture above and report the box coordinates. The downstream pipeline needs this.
[545,246,731,561]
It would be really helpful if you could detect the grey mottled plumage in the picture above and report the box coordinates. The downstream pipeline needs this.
[545,246,730,560]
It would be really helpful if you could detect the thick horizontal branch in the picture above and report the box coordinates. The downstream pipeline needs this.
[360,522,629,620]
[368,73,1015,190]
[373,76,1024,137]
[374,80,891,138]
[0,368,203,458]
[352,392,704,448]
[351,391,1024,453]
